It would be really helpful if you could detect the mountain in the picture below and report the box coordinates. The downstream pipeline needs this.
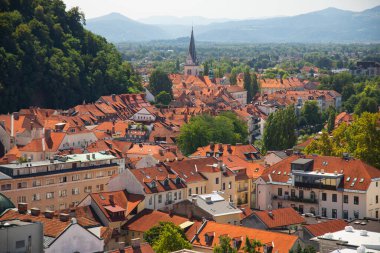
[86,13,168,42]
[86,6,380,43]
[138,16,232,26]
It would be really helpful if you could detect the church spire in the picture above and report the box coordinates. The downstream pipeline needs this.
[188,27,197,65]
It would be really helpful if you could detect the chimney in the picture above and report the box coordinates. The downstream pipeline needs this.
[118,242,126,253]
[218,143,223,151]
[218,160,223,169]
[131,238,141,249]
[159,149,165,156]
[13,112,19,120]
[45,129,51,140]
[59,213,70,222]
[30,207,40,216]
[44,210,54,219]
[210,142,215,151]
[109,194,114,206]
[227,144,232,152]
[18,203,28,214]
[112,121,115,134]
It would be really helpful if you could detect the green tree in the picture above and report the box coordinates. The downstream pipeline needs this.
[152,223,192,253]
[156,91,172,106]
[243,237,262,253]
[175,59,180,72]
[263,105,297,152]
[203,61,209,76]
[213,236,237,253]
[144,222,187,245]
[148,69,172,96]
[354,97,378,115]
[230,67,239,85]
[327,108,336,133]
[244,68,253,103]
[251,73,259,97]
[300,101,322,127]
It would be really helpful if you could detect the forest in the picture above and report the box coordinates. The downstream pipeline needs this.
[0,0,142,114]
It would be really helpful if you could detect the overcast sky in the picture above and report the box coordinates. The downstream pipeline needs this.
[63,0,380,20]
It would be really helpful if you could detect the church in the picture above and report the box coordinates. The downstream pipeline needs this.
[184,28,201,76]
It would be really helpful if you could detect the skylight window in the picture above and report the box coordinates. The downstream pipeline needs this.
[359,178,364,183]
[346,177,350,182]
[353,178,357,182]
[277,171,281,175]
[350,182,355,187]
[272,170,276,174]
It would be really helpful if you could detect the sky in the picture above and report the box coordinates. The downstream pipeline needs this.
[63,0,380,20]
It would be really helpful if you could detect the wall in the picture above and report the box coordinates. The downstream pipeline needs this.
[366,180,380,218]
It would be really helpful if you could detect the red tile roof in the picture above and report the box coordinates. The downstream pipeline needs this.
[253,208,306,229]
[192,144,260,161]
[303,219,348,237]
[107,243,155,253]
[193,221,298,253]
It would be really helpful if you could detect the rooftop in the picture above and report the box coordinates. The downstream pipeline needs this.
[252,207,306,229]
[190,193,242,217]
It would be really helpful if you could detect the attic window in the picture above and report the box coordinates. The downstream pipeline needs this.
[163,179,169,186]
[150,181,156,188]
[272,170,276,174]
[254,168,259,172]
[277,171,281,175]
[346,177,351,182]
[359,178,364,183]
[175,177,181,184]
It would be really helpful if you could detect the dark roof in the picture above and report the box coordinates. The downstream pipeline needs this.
[0,193,15,215]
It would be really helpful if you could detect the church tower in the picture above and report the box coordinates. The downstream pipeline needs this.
[184,27,200,76]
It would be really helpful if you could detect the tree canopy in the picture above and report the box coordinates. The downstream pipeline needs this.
[178,112,248,155]
[148,69,172,97]
[263,105,297,153]
[144,221,187,245]
[0,0,141,113]
[305,112,380,168]
[213,236,237,253]
[150,223,192,253]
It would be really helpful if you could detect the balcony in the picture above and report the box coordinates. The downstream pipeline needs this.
[272,195,318,204]
[294,182,337,191]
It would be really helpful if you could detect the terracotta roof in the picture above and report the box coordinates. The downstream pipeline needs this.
[93,121,130,134]
[123,209,190,232]
[260,155,380,191]
[192,144,261,161]
[253,208,305,229]
[127,144,163,156]
[226,85,246,93]
[193,221,298,253]
[304,219,347,237]
[18,132,66,152]
[167,157,218,183]
[259,78,304,90]
[90,190,144,222]
[107,243,154,253]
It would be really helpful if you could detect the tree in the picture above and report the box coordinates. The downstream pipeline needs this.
[243,237,262,253]
[175,59,180,72]
[156,91,172,106]
[213,236,237,253]
[300,101,322,128]
[327,108,336,133]
[251,73,259,97]
[144,222,187,245]
[354,97,378,115]
[148,69,172,96]
[305,112,380,168]
[263,105,297,153]
[152,223,192,253]
[244,68,253,103]
[203,61,209,76]
[230,67,239,85]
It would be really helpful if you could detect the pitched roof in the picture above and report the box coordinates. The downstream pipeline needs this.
[260,155,380,191]
[167,157,217,183]
[107,242,154,253]
[192,144,261,161]
[123,209,190,232]
[303,219,348,237]
[193,221,298,253]
[253,208,305,228]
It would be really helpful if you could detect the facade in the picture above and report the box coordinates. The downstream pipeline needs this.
[0,219,44,253]
[350,61,380,76]
[129,107,156,123]
[226,86,248,106]
[0,152,124,211]
[254,155,380,220]
[184,28,201,76]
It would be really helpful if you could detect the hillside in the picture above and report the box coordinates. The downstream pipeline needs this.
[0,0,141,114]
[86,6,380,43]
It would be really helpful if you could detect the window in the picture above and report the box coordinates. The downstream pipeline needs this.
[59,176,67,183]
[179,191,182,199]
[46,192,54,199]
[84,186,92,193]
[72,174,80,181]
[278,202,282,208]
[322,193,327,201]
[291,189,295,198]
[228,182,232,189]
[149,196,152,205]
[354,196,359,205]
[32,194,41,201]
[376,195,379,204]
[158,195,162,203]
[108,170,116,176]
[17,182,27,189]
[222,183,225,190]
[46,178,54,185]
[278,188,283,196]
[59,190,67,197]
[96,171,104,178]
[15,240,25,249]
[17,196,26,203]
[1,184,11,191]
[299,205,304,214]
[343,210,348,219]
[332,194,337,202]
[332,209,337,218]
[322,208,327,217]
[189,188,192,196]
[72,187,80,195]
[196,187,199,194]
[354,211,359,219]
[84,173,92,179]
[96,184,104,191]
[174,192,177,200]
[215,178,219,184]
[32,180,41,187]
[376,210,379,219]
[299,190,304,199]
[343,195,348,204]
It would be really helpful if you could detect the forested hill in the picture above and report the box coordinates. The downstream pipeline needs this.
[0,0,142,114]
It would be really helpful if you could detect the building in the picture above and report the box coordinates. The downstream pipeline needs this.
[314,226,380,253]
[184,28,201,76]
[243,207,305,231]
[0,219,44,253]
[259,77,305,94]
[254,155,380,220]
[106,239,154,253]
[189,220,299,253]
[173,192,242,225]
[190,143,261,161]
[226,85,248,106]
[351,61,380,76]
[0,152,124,211]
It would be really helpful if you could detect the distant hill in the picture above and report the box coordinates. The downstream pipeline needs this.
[86,6,380,43]
[86,13,168,42]
[138,16,232,26]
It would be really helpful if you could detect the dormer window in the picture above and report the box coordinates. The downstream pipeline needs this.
[161,179,169,186]
[150,181,156,188]
[205,232,214,243]
[175,177,181,185]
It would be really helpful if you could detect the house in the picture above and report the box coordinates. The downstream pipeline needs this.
[190,220,299,253]
[123,209,197,244]
[259,77,305,94]
[191,143,261,162]
[254,155,380,220]
[106,238,154,253]
[242,207,305,231]
[173,192,242,225]
[351,61,380,76]
[264,151,289,166]
[0,204,106,253]
[129,107,157,123]
[226,85,248,106]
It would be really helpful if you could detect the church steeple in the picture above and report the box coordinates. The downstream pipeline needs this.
[187,27,197,65]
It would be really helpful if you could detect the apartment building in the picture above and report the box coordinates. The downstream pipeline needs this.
[254,155,380,220]
[0,152,124,211]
